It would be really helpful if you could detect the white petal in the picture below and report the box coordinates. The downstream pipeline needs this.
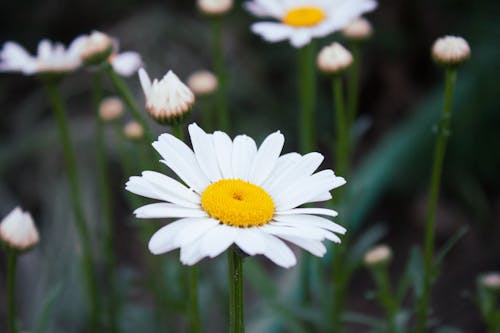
[138,68,152,95]
[276,208,338,217]
[134,203,207,219]
[261,224,330,241]
[153,133,210,193]
[262,152,301,188]
[188,123,222,182]
[180,241,205,265]
[290,29,313,48]
[278,235,327,257]
[232,135,257,181]
[213,131,234,179]
[248,131,284,185]
[260,233,297,268]
[234,228,267,255]
[112,51,142,77]
[174,218,220,247]
[148,218,195,254]
[199,225,237,258]
[251,22,294,42]
[273,214,346,235]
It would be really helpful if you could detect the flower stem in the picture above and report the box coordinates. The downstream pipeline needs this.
[333,76,349,176]
[298,42,317,154]
[211,17,229,132]
[188,266,201,333]
[44,81,100,329]
[104,64,154,143]
[228,247,244,333]
[347,42,362,129]
[372,267,398,333]
[92,73,119,333]
[415,68,457,333]
[172,124,185,141]
[7,250,18,333]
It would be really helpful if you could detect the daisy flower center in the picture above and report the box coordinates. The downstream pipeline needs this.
[201,179,275,228]
[282,6,326,27]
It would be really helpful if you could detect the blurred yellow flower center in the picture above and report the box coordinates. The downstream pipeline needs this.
[283,6,326,27]
[201,179,275,228]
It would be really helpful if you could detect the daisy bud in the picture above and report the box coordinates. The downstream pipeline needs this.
[317,42,353,75]
[0,207,39,251]
[81,31,114,66]
[432,36,470,67]
[342,18,373,42]
[99,97,124,122]
[187,70,218,96]
[139,68,195,126]
[364,244,392,267]
[124,121,144,140]
[198,0,233,16]
[480,272,500,292]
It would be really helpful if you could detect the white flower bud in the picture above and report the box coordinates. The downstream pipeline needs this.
[317,42,353,75]
[432,36,470,67]
[342,18,373,41]
[480,272,500,292]
[187,70,218,96]
[124,121,144,140]
[198,0,233,16]
[364,244,392,267]
[0,207,39,251]
[81,31,114,65]
[139,68,195,126]
[99,97,124,122]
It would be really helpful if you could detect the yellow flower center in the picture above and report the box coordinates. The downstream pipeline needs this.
[282,6,326,27]
[201,179,275,228]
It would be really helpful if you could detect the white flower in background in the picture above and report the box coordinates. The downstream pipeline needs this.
[198,0,233,16]
[81,31,113,65]
[317,42,353,74]
[0,37,87,75]
[109,51,142,77]
[126,123,346,267]
[0,207,39,251]
[432,35,470,67]
[124,121,144,140]
[480,272,500,292]
[364,244,392,267]
[342,17,373,41]
[139,68,195,125]
[187,70,218,96]
[245,0,377,48]
[99,96,124,122]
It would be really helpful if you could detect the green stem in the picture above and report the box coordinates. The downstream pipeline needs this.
[373,267,398,333]
[172,124,185,141]
[92,73,119,333]
[298,42,317,154]
[228,247,244,333]
[347,42,362,129]
[333,76,349,176]
[104,64,154,143]
[189,266,201,333]
[7,251,17,333]
[415,69,457,333]
[45,81,100,329]
[211,17,229,132]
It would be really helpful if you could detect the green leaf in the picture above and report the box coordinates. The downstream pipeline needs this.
[33,283,63,333]
[407,246,425,298]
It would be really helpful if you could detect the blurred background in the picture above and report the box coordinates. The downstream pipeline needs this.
[0,0,499,332]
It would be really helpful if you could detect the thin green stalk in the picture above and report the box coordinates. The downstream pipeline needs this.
[7,250,18,333]
[373,267,398,333]
[333,76,349,176]
[347,42,362,129]
[45,81,100,329]
[211,17,229,132]
[104,64,154,143]
[92,73,119,333]
[228,247,244,333]
[189,266,201,333]
[172,124,185,141]
[415,69,457,333]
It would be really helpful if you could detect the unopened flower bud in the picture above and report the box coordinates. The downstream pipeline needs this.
[480,272,500,292]
[342,18,373,41]
[187,70,218,96]
[124,121,144,140]
[0,207,39,251]
[364,244,392,267]
[198,0,233,16]
[317,42,353,75]
[99,97,124,122]
[81,31,114,66]
[139,68,195,126]
[432,36,470,67]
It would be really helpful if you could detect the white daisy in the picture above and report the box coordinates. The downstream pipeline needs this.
[245,0,377,48]
[0,37,87,75]
[126,123,346,268]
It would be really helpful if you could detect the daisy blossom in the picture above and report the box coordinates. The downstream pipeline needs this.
[0,37,87,75]
[126,123,346,268]
[245,0,377,48]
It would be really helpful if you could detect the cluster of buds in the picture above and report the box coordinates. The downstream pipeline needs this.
[317,42,353,75]
[0,207,39,251]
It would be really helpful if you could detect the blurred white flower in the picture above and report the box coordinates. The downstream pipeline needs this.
[124,121,144,140]
[245,0,377,48]
[81,31,113,65]
[480,272,500,291]
[109,51,142,77]
[126,123,346,267]
[187,70,218,96]
[317,42,353,74]
[99,96,124,122]
[139,68,195,125]
[0,207,39,251]
[432,35,470,66]
[198,0,233,15]
[342,17,373,41]
[364,244,392,267]
[0,37,87,75]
